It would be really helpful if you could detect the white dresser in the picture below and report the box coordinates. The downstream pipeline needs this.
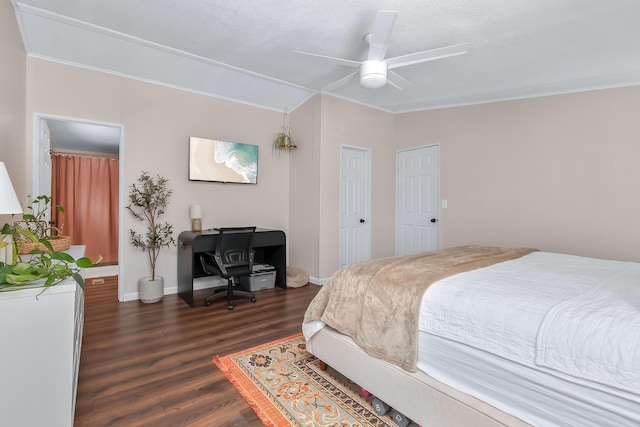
[0,247,85,427]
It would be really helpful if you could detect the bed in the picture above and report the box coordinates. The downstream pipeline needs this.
[302,246,640,426]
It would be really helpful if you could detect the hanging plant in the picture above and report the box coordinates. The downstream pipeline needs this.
[273,110,296,153]
[273,132,295,150]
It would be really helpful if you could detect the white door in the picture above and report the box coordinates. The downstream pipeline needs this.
[396,145,440,255]
[34,118,52,200]
[340,146,371,269]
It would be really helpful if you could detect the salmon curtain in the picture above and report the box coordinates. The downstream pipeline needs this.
[51,153,119,264]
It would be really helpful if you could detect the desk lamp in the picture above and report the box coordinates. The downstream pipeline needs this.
[189,204,203,232]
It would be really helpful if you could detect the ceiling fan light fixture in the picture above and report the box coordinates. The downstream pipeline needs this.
[360,60,387,88]
[294,11,468,92]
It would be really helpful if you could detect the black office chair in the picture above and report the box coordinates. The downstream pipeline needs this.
[199,226,257,310]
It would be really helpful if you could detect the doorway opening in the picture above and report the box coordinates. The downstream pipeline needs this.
[34,114,124,301]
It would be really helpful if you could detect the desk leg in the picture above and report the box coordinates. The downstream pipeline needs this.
[271,243,287,289]
[178,279,194,307]
[178,243,195,307]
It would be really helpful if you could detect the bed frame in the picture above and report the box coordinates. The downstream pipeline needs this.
[307,326,531,427]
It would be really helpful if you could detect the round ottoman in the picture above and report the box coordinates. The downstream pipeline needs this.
[286,266,309,288]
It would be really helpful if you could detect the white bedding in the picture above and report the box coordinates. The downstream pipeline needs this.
[536,263,640,393]
[420,251,640,400]
[418,332,640,427]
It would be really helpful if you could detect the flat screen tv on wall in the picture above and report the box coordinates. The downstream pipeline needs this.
[189,137,258,184]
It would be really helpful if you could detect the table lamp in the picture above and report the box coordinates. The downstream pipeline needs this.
[189,204,203,232]
[0,162,23,265]
[0,162,22,215]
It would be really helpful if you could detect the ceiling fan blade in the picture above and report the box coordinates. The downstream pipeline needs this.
[387,70,412,90]
[386,42,469,69]
[367,11,398,61]
[293,50,361,68]
[322,71,359,91]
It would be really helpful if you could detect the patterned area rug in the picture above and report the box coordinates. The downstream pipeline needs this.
[213,333,397,426]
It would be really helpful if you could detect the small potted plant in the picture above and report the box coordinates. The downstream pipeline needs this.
[127,171,176,303]
[14,194,70,254]
[0,222,100,291]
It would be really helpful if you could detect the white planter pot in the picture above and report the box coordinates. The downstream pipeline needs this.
[139,276,164,303]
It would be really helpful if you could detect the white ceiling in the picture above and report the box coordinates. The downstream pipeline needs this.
[12,0,640,113]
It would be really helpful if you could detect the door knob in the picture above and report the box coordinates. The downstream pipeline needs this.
[430,218,438,223]
[360,219,366,223]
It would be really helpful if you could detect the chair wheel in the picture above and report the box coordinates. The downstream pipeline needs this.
[205,300,212,306]
[251,297,256,303]
[227,304,234,310]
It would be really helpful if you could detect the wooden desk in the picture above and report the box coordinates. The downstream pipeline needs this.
[177,228,286,307]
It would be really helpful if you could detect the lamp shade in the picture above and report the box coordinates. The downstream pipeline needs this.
[189,204,203,219]
[0,162,22,215]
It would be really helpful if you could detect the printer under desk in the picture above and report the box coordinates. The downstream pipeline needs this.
[240,264,276,291]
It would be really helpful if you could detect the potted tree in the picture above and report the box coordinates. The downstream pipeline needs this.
[127,171,176,303]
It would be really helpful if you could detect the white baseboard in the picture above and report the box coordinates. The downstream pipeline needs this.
[122,292,139,302]
[122,276,325,302]
[193,276,227,290]
[309,276,329,285]
[122,276,227,302]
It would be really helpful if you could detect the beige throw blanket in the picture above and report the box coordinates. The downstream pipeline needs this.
[303,245,537,372]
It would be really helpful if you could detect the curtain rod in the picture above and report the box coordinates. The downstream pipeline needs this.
[50,149,119,159]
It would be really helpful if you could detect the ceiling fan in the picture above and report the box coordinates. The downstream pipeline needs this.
[294,11,469,90]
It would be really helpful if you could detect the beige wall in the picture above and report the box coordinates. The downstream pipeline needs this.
[26,58,289,299]
[317,95,396,278]
[396,86,640,262]
[289,95,321,278]
[0,0,26,225]
[288,94,396,280]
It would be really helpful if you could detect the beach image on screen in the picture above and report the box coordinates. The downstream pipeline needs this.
[189,137,258,184]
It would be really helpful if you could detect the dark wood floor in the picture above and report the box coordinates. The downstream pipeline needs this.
[74,277,321,426]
